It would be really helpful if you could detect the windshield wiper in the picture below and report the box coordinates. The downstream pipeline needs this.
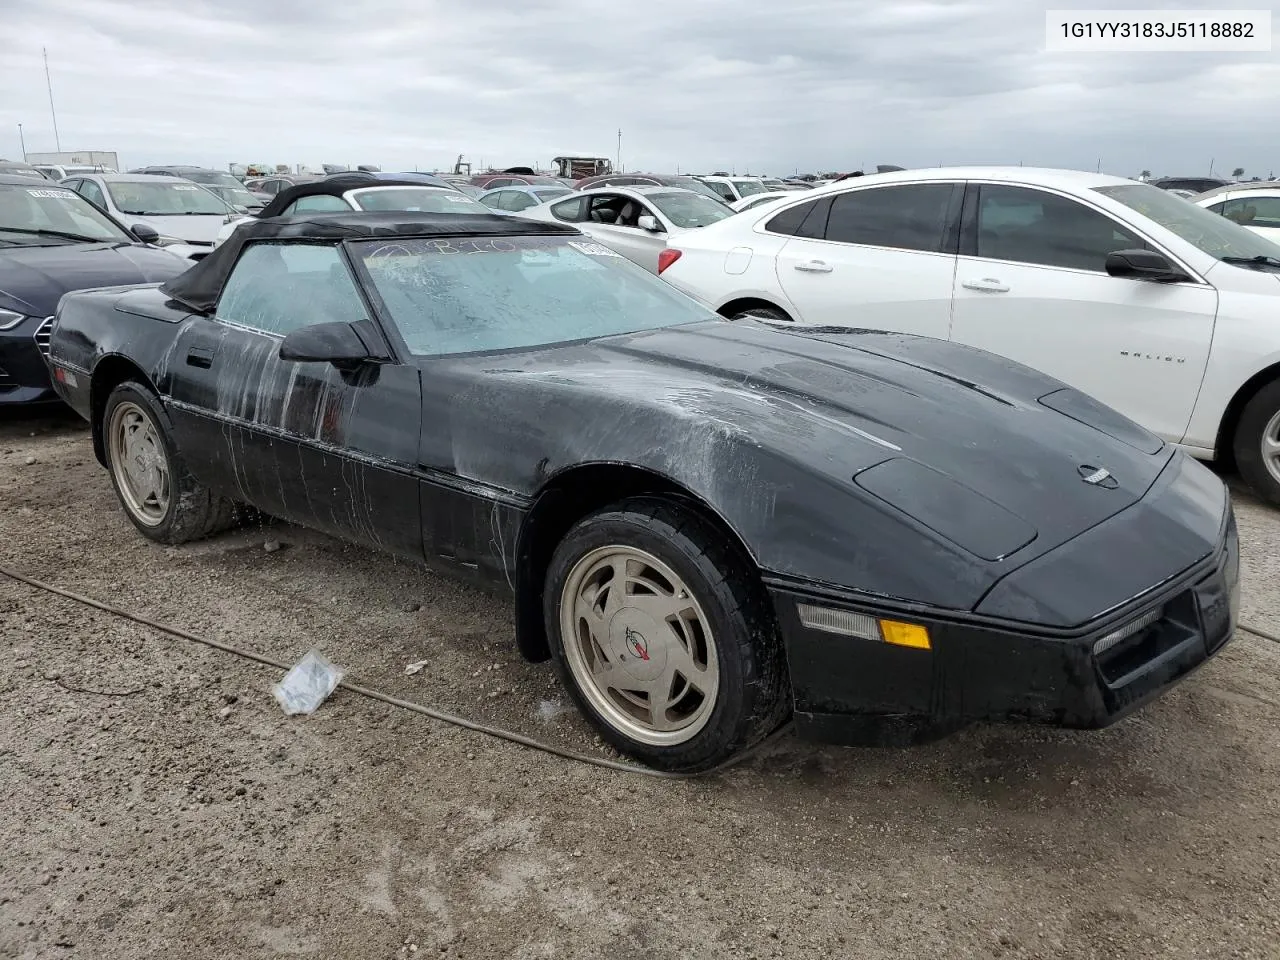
[119,210,216,216]
[0,226,113,244]
[1221,255,1280,269]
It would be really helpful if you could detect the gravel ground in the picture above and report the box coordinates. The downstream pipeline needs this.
[2,410,1279,960]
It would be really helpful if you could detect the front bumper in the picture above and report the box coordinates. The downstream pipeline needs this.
[769,496,1239,747]
[0,315,59,406]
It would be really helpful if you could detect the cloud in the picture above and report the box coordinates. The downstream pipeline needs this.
[1,0,1275,179]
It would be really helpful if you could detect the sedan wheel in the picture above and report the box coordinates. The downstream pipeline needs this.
[544,497,790,772]
[559,545,720,746]
[1232,379,1280,506]
[108,401,171,526]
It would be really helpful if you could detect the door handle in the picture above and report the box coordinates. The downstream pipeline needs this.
[961,277,1010,293]
[794,260,833,273]
[186,347,215,369]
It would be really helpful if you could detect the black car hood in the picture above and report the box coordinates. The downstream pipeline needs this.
[442,319,1177,611]
[0,243,190,317]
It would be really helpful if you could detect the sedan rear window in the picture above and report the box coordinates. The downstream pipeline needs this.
[355,234,714,357]
[350,187,486,213]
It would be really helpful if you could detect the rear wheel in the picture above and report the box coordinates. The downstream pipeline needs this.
[544,497,789,773]
[102,381,239,544]
[1232,379,1280,506]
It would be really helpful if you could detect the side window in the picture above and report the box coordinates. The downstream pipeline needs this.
[79,181,107,208]
[706,181,735,202]
[286,194,351,215]
[216,243,366,336]
[481,191,507,210]
[765,197,833,239]
[506,192,536,211]
[1205,200,1228,215]
[824,184,956,253]
[587,194,627,224]
[1221,196,1280,228]
[550,198,586,222]
[487,178,514,189]
[976,185,1146,272]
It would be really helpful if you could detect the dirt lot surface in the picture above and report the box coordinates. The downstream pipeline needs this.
[2,410,1279,960]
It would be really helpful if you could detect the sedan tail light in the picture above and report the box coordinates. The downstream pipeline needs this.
[657,248,682,274]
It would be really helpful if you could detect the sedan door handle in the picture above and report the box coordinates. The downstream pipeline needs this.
[186,347,215,369]
[794,260,833,273]
[961,277,1010,293]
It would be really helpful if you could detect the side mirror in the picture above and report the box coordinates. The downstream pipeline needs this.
[1105,249,1189,283]
[637,214,663,233]
[279,321,376,367]
[131,223,160,244]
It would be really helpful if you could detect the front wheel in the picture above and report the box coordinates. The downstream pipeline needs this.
[102,381,240,544]
[543,498,789,773]
[1232,379,1280,506]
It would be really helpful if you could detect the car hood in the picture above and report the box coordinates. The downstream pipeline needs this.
[0,242,191,317]
[117,213,227,244]
[446,319,1175,605]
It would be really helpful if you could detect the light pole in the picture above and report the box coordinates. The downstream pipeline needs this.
[17,122,26,160]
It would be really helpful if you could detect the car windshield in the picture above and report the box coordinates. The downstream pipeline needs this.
[107,180,231,215]
[532,188,571,203]
[0,182,132,245]
[205,184,262,208]
[646,191,735,228]
[671,178,732,202]
[180,170,245,189]
[732,180,768,196]
[349,187,487,213]
[1094,183,1280,264]
[355,234,714,357]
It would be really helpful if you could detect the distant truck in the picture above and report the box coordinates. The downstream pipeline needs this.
[553,156,612,180]
[24,150,119,180]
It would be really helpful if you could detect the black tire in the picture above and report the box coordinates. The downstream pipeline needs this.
[101,381,240,545]
[729,305,792,323]
[1232,378,1280,507]
[543,497,790,773]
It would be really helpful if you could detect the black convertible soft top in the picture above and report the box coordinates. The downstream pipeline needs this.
[158,211,581,315]
[256,174,432,219]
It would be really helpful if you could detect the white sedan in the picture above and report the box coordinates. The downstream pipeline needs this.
[1194,183,1280,244]
[516,186,734,273]
[657,166,1280,504]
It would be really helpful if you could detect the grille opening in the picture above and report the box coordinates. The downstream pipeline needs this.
[33,316,54,357]
[1094,591,1197,687]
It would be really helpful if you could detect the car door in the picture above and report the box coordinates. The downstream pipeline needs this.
[578,193,667,272]
[773,181,961,338]
[163,240,424,559]
[948,182,1217,444]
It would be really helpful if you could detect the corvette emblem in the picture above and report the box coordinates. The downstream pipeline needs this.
[624,626,650,661]
[1078,464,1118,488]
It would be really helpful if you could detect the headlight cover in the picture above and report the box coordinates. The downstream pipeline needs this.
[150,235,188,247]
[0,309,28,331]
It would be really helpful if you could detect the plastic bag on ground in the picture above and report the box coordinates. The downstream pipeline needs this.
[272,649,345,715]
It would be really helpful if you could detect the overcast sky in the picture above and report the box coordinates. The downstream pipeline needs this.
[3,0,1276,178]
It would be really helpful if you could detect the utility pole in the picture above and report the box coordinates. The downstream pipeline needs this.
[43,47,61,152]
[17,123,26,160]
[616,128,622,173]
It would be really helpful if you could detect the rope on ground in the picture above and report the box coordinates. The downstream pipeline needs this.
[0,562,791,781]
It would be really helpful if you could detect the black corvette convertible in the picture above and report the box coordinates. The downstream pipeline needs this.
[45,211,1240,772]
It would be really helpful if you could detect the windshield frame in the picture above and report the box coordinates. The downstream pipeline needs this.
[105,179,235,216]
[345,233,717,361]
[1093,182,1280,268]
[0,182,135,245]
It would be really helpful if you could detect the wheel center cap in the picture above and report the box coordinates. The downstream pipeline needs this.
[608,609,667,682]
